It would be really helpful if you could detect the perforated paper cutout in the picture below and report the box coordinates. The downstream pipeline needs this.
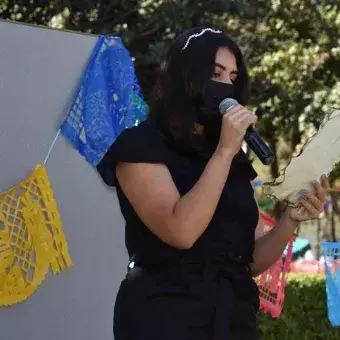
[61,35,147,166]
[256,213,297,317]
[323,242,340,326]
[0,165,72,306]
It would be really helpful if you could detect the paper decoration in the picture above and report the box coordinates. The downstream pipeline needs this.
[256,212,297,317]
[263,109,340,206]
[61,35,148,166]
[323,242,340,326]
[0,165,72,306]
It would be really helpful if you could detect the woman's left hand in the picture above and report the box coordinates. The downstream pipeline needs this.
[287,175,330,223]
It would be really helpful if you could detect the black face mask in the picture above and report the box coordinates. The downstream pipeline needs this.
[195,81,235,152]
[197,80,235,126]
[204,80,235,113]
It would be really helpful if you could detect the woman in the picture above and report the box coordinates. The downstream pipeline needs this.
[97,26,329,340]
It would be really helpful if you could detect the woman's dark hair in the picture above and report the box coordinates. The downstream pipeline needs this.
[148,26,250,156]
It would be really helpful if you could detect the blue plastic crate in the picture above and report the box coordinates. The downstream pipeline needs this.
[323,242,340,326]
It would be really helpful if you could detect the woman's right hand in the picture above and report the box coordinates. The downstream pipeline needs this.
[217,104,258,157]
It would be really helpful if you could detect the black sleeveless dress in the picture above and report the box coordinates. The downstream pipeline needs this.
[97,119,260,340]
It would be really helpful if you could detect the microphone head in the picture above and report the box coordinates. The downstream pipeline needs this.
[219,98,238,114]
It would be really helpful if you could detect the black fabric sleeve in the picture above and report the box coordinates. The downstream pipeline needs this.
[96,122,167,186]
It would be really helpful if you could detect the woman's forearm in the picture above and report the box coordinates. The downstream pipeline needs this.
[250,211,300,277]
[171,148,234,247]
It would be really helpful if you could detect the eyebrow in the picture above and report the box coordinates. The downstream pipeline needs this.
[214,62,226,70]
[214,62,238,74]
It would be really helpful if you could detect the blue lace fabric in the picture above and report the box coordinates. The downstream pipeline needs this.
[61,35,148,166]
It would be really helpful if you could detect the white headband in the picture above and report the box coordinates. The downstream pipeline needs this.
[181,28,222,52]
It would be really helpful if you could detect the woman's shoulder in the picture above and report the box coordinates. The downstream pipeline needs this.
[114,119,168,159]
[119,119,163,144]
[96,120,169,186]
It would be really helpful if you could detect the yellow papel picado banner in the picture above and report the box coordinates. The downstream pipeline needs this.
[0,165,72,306]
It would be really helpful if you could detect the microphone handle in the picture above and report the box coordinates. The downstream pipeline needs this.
[245,127,275,165]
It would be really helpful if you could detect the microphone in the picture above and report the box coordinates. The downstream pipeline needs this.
[219,98,275,166]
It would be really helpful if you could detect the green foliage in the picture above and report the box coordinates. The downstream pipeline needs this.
[258,274,340,339]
